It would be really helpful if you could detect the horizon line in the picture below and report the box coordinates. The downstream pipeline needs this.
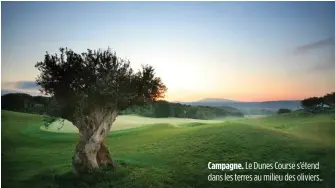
[1,90,303,103]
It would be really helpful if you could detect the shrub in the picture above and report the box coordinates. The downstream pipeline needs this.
[277,108,291,114]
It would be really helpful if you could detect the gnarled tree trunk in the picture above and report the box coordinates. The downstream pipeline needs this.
[72,109,117,175]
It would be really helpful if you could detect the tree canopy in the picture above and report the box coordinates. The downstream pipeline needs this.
[300,91,335,111]
[301,97,323,109]
[324,92,335,108]
[35,47,167,123]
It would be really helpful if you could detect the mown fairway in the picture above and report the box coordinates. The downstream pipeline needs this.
[2,110,335,188]
[41,115,225,133]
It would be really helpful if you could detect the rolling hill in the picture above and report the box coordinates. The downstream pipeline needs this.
[177,98,301,115]
[1,110,335,188]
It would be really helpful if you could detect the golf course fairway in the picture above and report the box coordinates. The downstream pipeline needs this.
[2,110,335,188]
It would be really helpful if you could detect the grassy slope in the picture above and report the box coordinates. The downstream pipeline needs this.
[1,110,335,188]
[41,115,225,133]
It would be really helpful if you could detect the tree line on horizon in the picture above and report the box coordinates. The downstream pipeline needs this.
[3,91,334,117]
[1,93,244,120]
[119,100,244,119]
[276,92,335,114]
[300,92,335,110]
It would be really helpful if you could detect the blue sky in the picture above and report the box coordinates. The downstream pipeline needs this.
[2,2,335,101]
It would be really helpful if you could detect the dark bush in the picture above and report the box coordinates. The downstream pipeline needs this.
[277,108,291,114]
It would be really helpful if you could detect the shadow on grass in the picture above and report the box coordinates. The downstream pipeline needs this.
[179,122,208,127]
[21,160,131,188]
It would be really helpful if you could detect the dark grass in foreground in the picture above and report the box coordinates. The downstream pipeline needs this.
[1,110,335,188]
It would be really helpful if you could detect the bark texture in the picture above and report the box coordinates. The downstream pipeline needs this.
[72,109,117,175]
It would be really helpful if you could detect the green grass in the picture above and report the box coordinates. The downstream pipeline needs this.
[2,110,335,188]
[41,115,224,133]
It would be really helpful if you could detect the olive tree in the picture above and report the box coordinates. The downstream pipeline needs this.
[35,47,167,175]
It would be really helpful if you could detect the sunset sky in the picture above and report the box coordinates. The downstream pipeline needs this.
[2,2,335,102]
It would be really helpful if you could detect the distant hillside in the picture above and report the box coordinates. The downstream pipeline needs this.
[1,93,244,119]
[1,93,50,114]
[2,92,300,116]
[180,100,300,109]
[120,101,244,119]
[195,98,238,103]
[224,100,301,110]
[178,99,301,115]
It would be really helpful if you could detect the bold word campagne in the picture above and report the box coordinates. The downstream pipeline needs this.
[208,162,320,171]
